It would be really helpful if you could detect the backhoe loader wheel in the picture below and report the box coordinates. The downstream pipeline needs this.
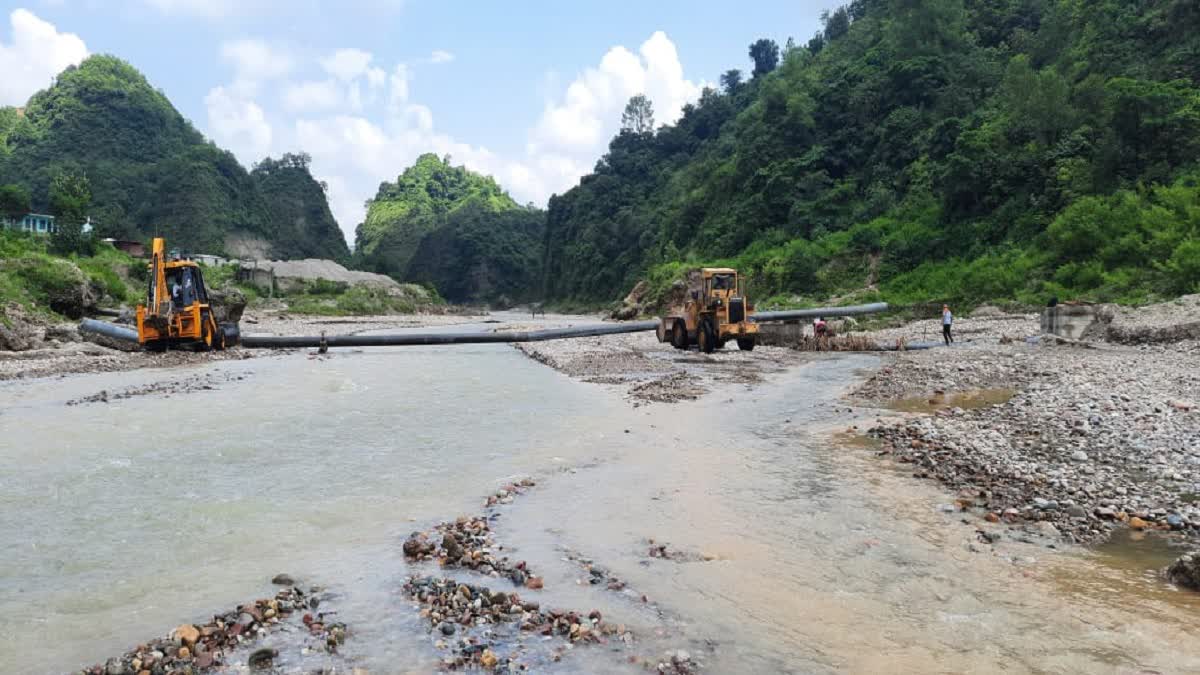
[737,337,756,352]
[200,321,214,352]
[671,320,688,350]
[698,318,716,354]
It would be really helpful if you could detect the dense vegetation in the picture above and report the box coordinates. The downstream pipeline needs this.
[357,154,544,304]
[542,0,1200,308]
[0,55,348,260]
[0,229,139,320]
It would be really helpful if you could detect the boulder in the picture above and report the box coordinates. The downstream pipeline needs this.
[43,323,81,343]
[622,280,649,307]
[1166,551,1200,590]
[0,318,38,351]
[208,285,247,324]
[42,261,99,319]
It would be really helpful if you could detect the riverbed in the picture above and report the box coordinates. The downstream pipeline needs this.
[1,316,1198,673]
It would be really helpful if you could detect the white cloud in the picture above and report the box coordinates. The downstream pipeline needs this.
[531,31,700,154]
[321,48,374,82]
[219,39,293,87]
[0,9,88,106]
[366,66,386,89]
[387,63,411,112]
[204,85,272,163]
[429,50,454,64]
[198,31,700,246]
[282,80,343,112]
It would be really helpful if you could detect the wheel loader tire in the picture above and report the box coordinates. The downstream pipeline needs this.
[698,318,716,354]
[737,337,756,351]
[671,320,688,350]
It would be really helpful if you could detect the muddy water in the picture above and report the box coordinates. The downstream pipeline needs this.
[1,320,1198,673]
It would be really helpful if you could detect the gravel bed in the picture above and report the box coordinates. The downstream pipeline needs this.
[855,335,1200,546]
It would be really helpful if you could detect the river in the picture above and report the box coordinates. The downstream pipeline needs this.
[1,317,1197,673]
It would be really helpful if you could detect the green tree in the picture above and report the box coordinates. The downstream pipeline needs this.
[749,39,780,77]
[720,69,743,94]
[0,183,30,223]
[620,94,656,135]
[49,171,92,255]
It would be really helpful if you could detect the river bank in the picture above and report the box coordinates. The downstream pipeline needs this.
[849,310,1200,550]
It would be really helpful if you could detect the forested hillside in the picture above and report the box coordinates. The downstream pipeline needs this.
[357,154,544,304]
[542,0,1200,308]
[0,55,348,260]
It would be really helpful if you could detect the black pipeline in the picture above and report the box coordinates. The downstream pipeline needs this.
[240,320,661,349]
[80,302,893,350]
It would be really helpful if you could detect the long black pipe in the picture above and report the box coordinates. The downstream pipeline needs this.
[240,320,661,349]
[81,302,894,351]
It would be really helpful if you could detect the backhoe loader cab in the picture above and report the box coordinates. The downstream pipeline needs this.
[656,267,759,353]
[136,237,237,351]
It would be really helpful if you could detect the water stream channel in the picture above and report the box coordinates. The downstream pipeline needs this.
[1,317,1197,673]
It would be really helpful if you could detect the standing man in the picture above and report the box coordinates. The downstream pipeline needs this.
[942,304,954,345]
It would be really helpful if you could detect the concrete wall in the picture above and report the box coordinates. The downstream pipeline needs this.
[1041,305,1097,340]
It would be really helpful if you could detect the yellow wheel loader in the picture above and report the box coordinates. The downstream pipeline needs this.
[136,237,238,352]
[655,267,759,353]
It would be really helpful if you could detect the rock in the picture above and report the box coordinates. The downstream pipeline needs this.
[174,623,200,646]
[208,285,247,324]
[1167,514,1186,530]
[1128,516,1150,530]
[403,533,430,558]
[438,621,456,636]
[442,533,463,560]
[0,315,39,351]
[480,649,498,668]
[1071,450,1089,462]
[177,647,191,660]
[1067,505,1088,518]
[105,658,128,675]
[1167,552,1200,590]
[43,323,81,344]
[1036,521,1061,539]
[271,573,295,586]
[248,647,277,670]
[525,576,544,590]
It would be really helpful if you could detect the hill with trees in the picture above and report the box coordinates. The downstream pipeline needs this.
[357,154,544,304]
[0,55,348,260]
[542,0,1200,308]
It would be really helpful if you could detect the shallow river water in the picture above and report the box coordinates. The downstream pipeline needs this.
[1,317,1198,674]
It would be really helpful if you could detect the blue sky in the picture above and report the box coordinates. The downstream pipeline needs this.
[1,0,841,242]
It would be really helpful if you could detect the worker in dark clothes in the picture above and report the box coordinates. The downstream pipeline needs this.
[942,304,954,345]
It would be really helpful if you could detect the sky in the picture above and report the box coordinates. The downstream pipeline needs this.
[0,0,841,244]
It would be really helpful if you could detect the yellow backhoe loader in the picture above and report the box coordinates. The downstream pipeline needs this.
[136,237,238,351]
